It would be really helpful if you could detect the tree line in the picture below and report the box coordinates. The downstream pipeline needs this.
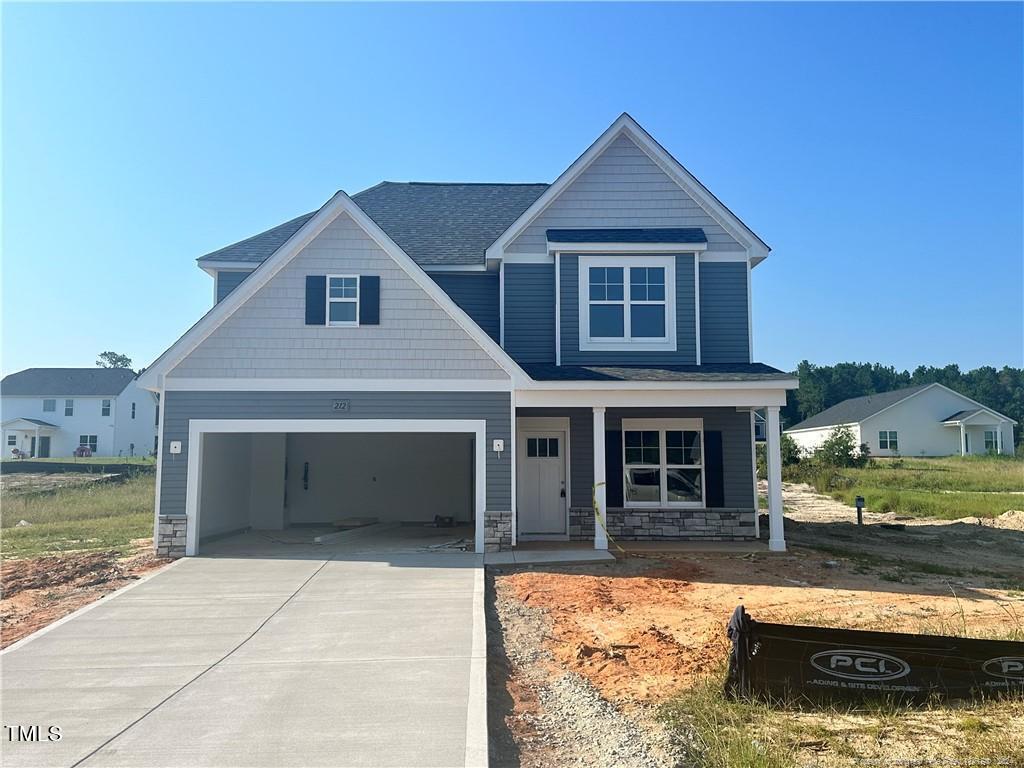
[782,362,1024,444]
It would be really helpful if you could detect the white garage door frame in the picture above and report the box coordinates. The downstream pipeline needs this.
[184,418,488,556]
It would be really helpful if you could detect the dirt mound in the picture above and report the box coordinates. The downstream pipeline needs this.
[1,545,167,648]
[989,509,1024,531]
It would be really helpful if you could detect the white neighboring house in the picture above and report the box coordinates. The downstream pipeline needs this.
[785,383,1017,458]
[1,368,159,458]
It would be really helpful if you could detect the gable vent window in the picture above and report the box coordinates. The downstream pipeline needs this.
[579,255,675,351]
[305,275,380,327]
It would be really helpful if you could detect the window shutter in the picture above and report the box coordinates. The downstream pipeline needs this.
[604,429,624,508]
[359,275,380,325]
[305,275,326,325]
[704,430,725,508]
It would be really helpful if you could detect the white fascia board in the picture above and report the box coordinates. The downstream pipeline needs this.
[502,253,552,264]
[515,387,790,409]
[783,422,858,434]
[518,377,798,392]
[198,261,258,277]
[548,242,708,254]
[163,378,513,392]
[485,113,769,261]
[138,191,530,392]
[423,264,488,272]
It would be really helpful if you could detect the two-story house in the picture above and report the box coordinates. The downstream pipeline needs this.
[1,368,159,458]
[137,114,797,558]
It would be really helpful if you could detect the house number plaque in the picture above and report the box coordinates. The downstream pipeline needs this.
[332,399,350,413]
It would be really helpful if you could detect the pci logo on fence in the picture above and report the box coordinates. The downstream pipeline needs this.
[810,650,911,682]
[983,657,1024,680]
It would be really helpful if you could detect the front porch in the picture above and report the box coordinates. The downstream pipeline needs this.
[942,408,1012,455]
[1,418,59,458]
[510,397,789,553]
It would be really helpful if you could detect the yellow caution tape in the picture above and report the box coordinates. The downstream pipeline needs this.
[592,481,628,557]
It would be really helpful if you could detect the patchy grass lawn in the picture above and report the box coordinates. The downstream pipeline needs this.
[790,455,1024,519]
[2,455,156,465]
[1,473,155,558]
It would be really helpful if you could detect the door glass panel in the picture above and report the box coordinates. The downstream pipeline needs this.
[538,438,548,457]
[548,438,558,458]
[625,468,660,503]
[527,438,537,457]
[667,468,702,503]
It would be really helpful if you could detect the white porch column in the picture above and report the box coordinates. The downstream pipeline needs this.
[34,427,40,458]
[765,406,786,552]
[592,406,608,550]
[997,423,1004,454]
[960,423,967,456]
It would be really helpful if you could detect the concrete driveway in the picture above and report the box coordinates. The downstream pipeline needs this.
[1,528,486,768]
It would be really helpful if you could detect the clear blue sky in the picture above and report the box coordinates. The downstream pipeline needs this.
[3,2,1022,377]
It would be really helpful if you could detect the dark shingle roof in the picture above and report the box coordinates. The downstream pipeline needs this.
[1,368,136,397]
[3,417,60,427]
[942,409,983,423]
[197,182,549,269]
[546,228,707,244]
[521,363,791,383]
[786,384,934,432]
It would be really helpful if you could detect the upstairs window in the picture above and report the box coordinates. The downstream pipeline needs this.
[878,430,898,450]
[43,399,56,412]
[131,403,136,419]
[65,399,74,417]
[579,256,675,351]
[102,399,111,417]
[327,275,359,326]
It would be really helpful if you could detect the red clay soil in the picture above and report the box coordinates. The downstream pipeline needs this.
[499,552,1020,706]
[1,542,168,648]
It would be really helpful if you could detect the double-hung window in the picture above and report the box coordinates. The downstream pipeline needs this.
[622,419,704,507]
[43,399,56,413]
[878,431,898,451]
[984,430,998,452]
[78,435,98,452]
[102,399,111,417]
[327,275,359,326]
[579,255,675,351]
[65,399,74,417]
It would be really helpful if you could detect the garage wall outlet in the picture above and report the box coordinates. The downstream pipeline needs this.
[169,441,182,454]
[492,439,504,453]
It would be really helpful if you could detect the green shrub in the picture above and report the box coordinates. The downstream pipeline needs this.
[815,425,870,468]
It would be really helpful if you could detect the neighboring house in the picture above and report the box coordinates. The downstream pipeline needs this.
[785,383,1017,457]
[1,368,159,458]
[137,113,798,558]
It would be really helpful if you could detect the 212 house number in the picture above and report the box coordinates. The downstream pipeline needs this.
[332,400,350,412]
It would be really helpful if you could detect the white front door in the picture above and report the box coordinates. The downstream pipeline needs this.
[517,431,567,537]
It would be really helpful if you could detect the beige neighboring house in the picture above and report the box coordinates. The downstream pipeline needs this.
[785,383,1017,458]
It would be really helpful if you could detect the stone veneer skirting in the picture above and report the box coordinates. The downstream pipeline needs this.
[569,507,755,542]
[156,515,187,558]
[484,510,513,552]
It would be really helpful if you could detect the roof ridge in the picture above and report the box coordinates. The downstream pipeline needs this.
[368,181,550,188]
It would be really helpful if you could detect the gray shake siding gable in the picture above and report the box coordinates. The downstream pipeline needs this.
[215,270,252,304]
[560,253,698,366]
[505,134,743,254]
[171,212,507,380]
[158,391,512,518]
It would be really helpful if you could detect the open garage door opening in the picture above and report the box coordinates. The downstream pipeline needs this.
[185,420,487,555]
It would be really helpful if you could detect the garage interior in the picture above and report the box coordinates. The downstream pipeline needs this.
[194,432,476,549]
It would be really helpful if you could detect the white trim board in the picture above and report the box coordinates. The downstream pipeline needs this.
[137,191,529,393]
[485,113,769,264]
[163,378,513,392]
[184,418,489,555]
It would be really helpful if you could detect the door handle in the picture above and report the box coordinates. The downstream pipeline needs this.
[560,489,566,498]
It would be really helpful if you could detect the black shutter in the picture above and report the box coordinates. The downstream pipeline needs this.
[359,275,380,325]
[605,429,624,508]
[305,275,326,325]
[705,430,725,508]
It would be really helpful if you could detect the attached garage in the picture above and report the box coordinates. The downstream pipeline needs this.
[182,419,488,554]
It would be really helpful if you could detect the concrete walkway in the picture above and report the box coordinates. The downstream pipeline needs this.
[1,529,486,768]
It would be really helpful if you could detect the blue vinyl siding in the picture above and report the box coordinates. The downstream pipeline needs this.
[215,270,252,303]
[559,254,697,366]
[430,272,500,342]
[699,262,750,363]
[504,264,555,364]
[159,390,512,517]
